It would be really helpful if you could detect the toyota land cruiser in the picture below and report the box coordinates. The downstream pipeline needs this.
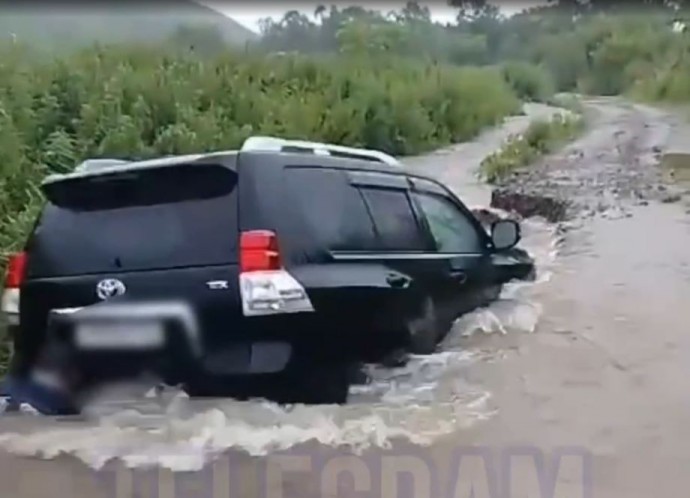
[1,136,534,410]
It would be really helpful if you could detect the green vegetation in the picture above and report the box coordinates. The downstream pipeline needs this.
[4,1,690,104]
[0,43,521,270]
[257,2,690,103]
[546,94,585,114]
[499,61,556,103]
[480,113,586,184]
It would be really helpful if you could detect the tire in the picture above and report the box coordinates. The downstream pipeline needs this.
[406,297,440,355]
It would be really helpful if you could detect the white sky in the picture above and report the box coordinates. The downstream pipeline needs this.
[201,2,540,33]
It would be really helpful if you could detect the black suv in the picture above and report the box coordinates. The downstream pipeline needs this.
[1,137,534,407]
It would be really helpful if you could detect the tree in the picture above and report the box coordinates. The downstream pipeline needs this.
[447,0,494,21]
[544,0,685,13]
[259,10,319,53]
[396,2,432,23]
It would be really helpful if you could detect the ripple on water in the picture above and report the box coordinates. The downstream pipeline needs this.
[0,352,490,471]
[0,212,559,471]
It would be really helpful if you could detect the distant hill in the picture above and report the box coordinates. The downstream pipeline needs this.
[0,0,258,50]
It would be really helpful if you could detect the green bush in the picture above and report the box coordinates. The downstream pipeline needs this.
[629,51,690,103]
[500,61,556,103]
[0,43,521,272]
[547,93,584,113]
[480,113,584,184]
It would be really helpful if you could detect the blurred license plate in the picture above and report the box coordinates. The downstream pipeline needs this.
[75,322,164,350]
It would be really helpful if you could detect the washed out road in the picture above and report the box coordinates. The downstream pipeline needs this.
[0,98,689,498]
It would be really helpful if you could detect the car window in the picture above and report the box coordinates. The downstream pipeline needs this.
[359,187,426,251]
[29,165,239,278]
[413,191,485,254]
[285,167,378,251]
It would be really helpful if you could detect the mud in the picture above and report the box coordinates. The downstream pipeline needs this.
[1,98,690,498]
[490,189,569,222]
[492,97,688,221]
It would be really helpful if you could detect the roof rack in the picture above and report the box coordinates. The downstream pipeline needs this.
[240,136,401,166]
[74,158,131,172]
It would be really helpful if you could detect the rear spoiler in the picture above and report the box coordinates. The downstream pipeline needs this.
[42,152,239,189]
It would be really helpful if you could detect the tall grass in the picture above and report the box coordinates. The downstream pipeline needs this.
[500,61,556,103]
[480,113,585,184]
[0,43,522,271]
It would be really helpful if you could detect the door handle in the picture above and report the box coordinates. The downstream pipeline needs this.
[450,271,467,285]
[386,274,411,289]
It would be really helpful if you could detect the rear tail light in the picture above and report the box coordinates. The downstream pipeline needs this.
[4,252,27,289]
[240,230,281,272]
[2,251,26,324]
[238,230,314,317]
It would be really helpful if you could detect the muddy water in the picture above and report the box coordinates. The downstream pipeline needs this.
[456,202,690,498]
[0,99,688,498]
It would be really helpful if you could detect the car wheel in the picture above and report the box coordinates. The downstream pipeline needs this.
[406,297,440,355]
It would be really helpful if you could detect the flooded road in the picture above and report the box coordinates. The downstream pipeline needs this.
[1,98,689,498]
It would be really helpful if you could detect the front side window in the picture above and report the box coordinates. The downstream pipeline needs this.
[413,191,485,254]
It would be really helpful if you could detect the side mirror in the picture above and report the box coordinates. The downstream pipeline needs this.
[491,219,521,251]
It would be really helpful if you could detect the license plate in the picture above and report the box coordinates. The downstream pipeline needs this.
[75,321,165,350]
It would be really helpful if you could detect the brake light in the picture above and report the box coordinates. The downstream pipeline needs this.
[4,252,27,289]
[238,230,314,316]
[2,251,26,324]
[240,230,281,272]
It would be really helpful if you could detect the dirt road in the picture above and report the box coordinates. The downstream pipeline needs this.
[438,98,690,498]
[0,98,688,498]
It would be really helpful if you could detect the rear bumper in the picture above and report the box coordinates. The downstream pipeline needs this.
[13,300,361,384]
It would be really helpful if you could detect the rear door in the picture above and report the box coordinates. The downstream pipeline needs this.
[21,164,242,356]
[409,177,497,319]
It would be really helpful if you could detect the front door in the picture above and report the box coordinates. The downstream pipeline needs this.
[409,178,496,321]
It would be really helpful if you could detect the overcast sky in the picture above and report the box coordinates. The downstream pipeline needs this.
[201,2,541,33]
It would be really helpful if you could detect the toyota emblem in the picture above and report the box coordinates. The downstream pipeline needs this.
[96,278,126,300]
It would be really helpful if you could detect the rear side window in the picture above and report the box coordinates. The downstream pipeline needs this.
[29,165,238,278]
[359,187,426,251]
[284,167,377,251]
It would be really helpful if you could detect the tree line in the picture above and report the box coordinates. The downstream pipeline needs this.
[239,1,690,97]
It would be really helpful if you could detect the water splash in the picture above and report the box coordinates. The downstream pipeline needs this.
[0,212,559,472]
[447,214,560,340]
